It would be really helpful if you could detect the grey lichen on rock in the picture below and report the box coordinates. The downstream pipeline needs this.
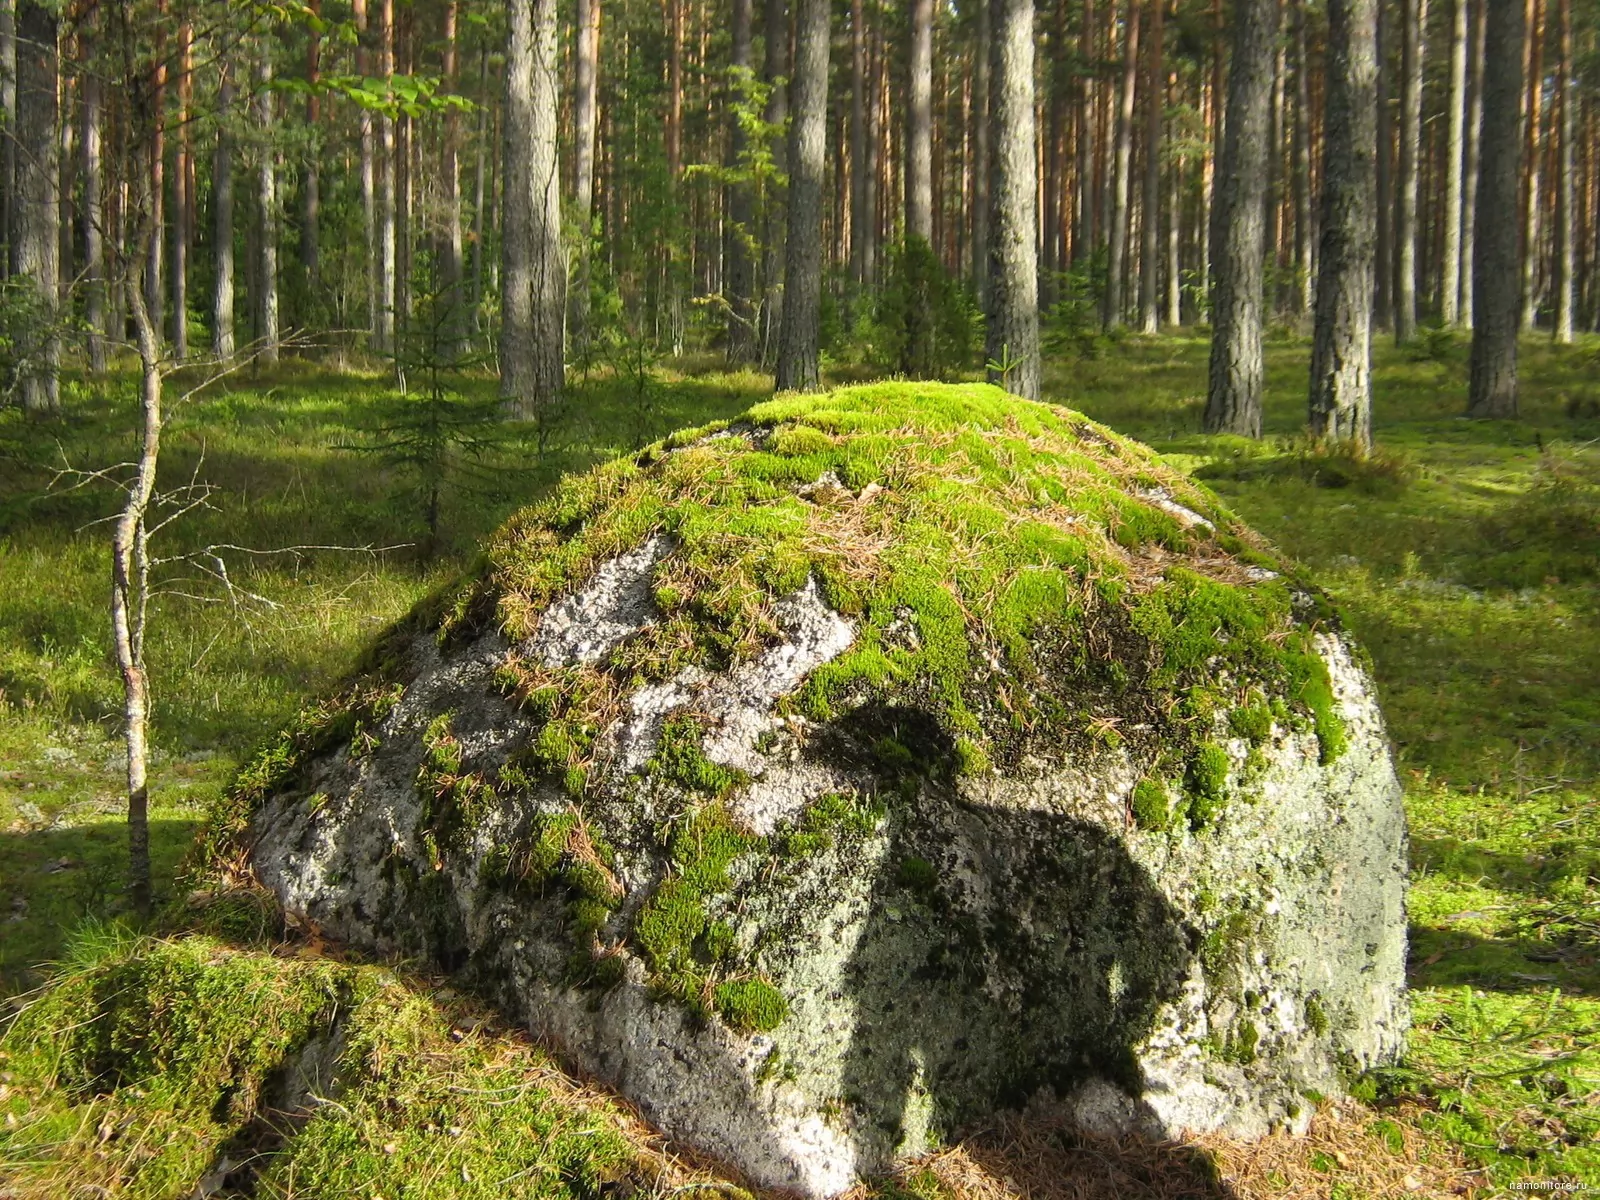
[228,383,1408,1197]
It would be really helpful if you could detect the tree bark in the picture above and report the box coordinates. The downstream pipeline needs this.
[774,0,829,391]
[147,4,166,346]
[906,0,933,244]
[255,46,278,362]
[1140,0,1164,332]
[10,0,56,413]
[1460,0,1484,323]
[354,0,377,339]
[1310,0,1378,450]
[377,0,396,351]
[212,63,235,360]
[302,0,322,304]
[972,0,990,294]
[759,0,788,364]
[1395,0,1426,342]
[1204,0,1280,436]
[1442,0,1467,324]
[849,0,873,286]
[471,47,490,331]
[728,0,758,360]
[115,275,162,917]
[570,0,599,356]
[1166,69,1182,325]
[171,19,191,357]
[499,0,566,417]
[1374,0,1392,327]
[1467,0,1525,418]
[1291,0,1314,316]
[82,25,105,373]
[1552,0,1573,341]
[1,0,14,281]
[985,0,1041,399]
[1517,0,1542,330]
[1104,0,1140,329]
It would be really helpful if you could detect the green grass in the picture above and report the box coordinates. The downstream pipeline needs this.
[2,330,1597,1193]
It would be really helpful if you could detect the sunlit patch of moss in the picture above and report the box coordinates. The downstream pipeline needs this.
[457,383,1318,794]
[777,790,884,858]
[1184,743,1231,829]
[1229,701,1274,743]
[713,978,789,1032]
[632,797,766,1018]
[0,924,701,1197]
[1131,776,1180,832]
[650,714,747,799]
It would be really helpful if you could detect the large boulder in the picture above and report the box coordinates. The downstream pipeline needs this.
[231,384,1407,1197]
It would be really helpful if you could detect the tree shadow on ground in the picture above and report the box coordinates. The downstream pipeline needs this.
[833,707,1216,1186]
[0,817,198,992]
[952,1117,1237,1199]
[1409,924,1600,997]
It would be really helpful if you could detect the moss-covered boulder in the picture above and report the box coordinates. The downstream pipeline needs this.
[234,383,1407,1197]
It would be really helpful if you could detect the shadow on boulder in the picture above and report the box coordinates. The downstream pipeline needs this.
[832,706,1203,1176]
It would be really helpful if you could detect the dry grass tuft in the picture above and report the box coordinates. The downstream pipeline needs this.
[846,1102,1484,1200]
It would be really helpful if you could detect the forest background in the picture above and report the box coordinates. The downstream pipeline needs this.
[0,0,1598,1194]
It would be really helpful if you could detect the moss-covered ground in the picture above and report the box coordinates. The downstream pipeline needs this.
[2,330,1596,1196]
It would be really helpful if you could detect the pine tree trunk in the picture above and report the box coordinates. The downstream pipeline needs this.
[759,0,788,365]
[1552,0,1573,341]
[212,64,234,360]
[1310,0,1378,449]
[1442,0,1467,324]
[728,0,758,359]
[302,0,322,305]
[1467,0,1525,417]
[1140,0,1164,332]
[774,0,829,392]
[148,8,166,346]
[500,0,566,416]
[1518,0,1542,330]
[255,47,278,363]
[1073,0,1094,267]
[1291,0,1314,316]
[985,0,1041,399]
[570,0,598,356]
[10,0,55,412]
[906,0,933,244]
[1460,0,1484,323]
[354,0,377,339]
[1104,0,1140,329]
[1204,0,1280,436]
[378,0,397,351]
[81,23,106,373]
[471,48,490,331]
[1,0,13,282]
[849,0,872,286]
[171,20,190,357]
[1166,69,1182,325]
[1395,0,1426,342]
[1374,0,1393,327]
[972,0,990,293]
[1265,27,1284,313]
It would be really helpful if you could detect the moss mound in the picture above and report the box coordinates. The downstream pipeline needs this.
[450,382,1342,784]
[0,924,725,1198]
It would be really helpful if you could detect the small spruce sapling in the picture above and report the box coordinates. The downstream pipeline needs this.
[345,280,509,559]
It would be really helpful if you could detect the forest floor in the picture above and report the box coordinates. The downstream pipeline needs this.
[0,329,1596,1197]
